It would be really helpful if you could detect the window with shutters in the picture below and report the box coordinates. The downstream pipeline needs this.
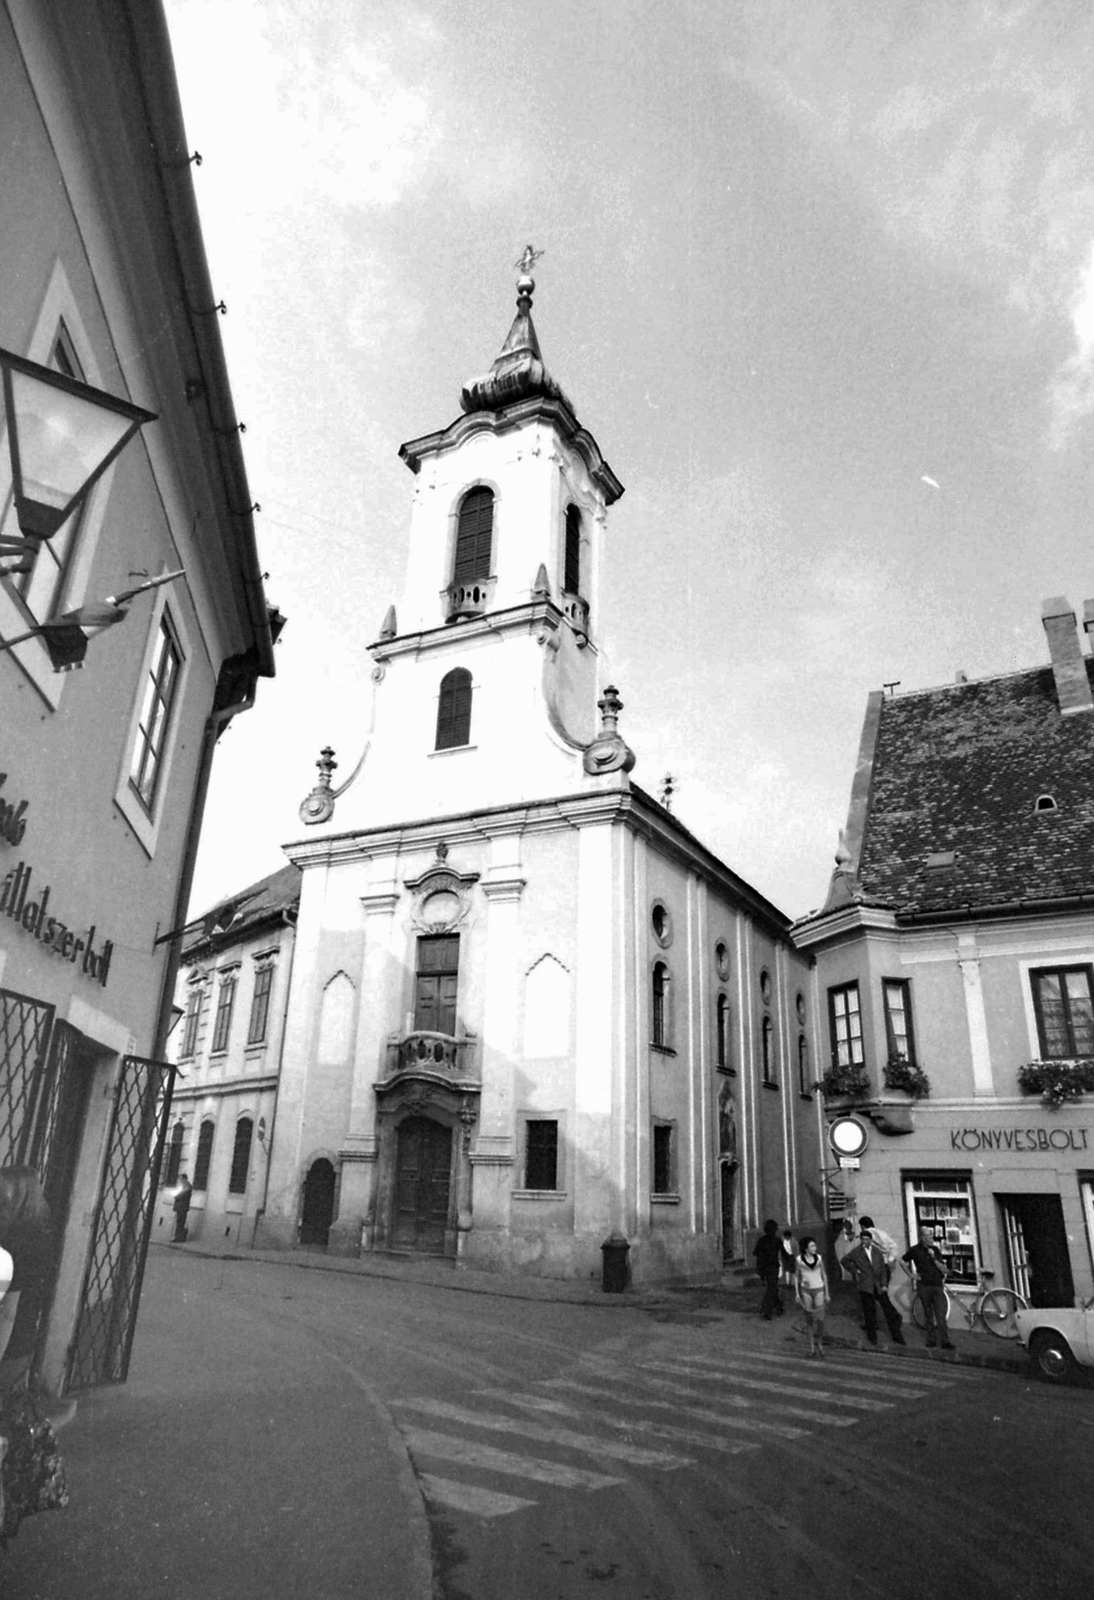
[453,487,494,584]
[435,667,472,750]
[564,504,581,596]
[247,962,274,1045]
[211,972,237,1054]
[414,935,460,1035]
[193,1120,215,1191]
[228,1117,254,1194]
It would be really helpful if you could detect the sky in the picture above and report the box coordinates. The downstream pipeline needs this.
[164,0,1094,923]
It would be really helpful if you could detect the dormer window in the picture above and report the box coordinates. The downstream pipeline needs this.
[564,504,581,596]
[1034,794,1058,813]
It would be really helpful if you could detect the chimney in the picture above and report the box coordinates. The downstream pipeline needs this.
[1042,597,1093,715]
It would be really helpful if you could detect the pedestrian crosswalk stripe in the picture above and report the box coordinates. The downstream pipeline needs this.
[477,1389,762,1457]
[395,1398,692,1469]
[702,1348,987,1387]
[400,1426,625,1491]
[544,1376,829,1435]
[679,1351,933,1398]
[632,1360,897,1412]
[418,1474,535,1519]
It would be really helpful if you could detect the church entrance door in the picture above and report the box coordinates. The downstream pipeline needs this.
[392,1117,452,1252]
[300,1158,336,1248]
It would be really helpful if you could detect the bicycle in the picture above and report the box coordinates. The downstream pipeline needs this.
[910,1267,1028,1339]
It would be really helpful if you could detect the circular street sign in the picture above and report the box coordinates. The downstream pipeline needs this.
[828,1114,869,1159]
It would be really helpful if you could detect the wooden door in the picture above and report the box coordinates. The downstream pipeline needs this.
[392,1117,452,1252]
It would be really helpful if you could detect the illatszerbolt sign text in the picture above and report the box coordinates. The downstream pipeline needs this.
[0,771,114,987]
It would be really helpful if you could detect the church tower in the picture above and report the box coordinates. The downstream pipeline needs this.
[300,260,630,833]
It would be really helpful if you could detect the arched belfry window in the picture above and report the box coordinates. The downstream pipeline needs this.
[453,487,494,585]
[435,667,473,750]
[564,504,582,596]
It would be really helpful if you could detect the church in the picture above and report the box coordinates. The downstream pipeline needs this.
[255,262,821,1283]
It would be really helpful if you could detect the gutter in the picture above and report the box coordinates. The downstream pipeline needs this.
[121,1,275,679]
[898,891,1094,927]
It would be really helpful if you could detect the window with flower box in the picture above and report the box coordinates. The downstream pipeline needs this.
[1030,965,1094,1059]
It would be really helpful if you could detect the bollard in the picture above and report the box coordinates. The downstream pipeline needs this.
[601,1232,630,1293]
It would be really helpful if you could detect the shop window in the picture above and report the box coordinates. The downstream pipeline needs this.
[247,962,275,1045]
[716,992,731,1072]
[1030,965,1094,1058]
[179,987,202,1059]
[211,972,237,1054]
[414,934,459,1035]
[163,1120,184,1187]
[524,1119,559,1191]
[652,961,671,1048]
[228,1117,254,1195]
[453,486,494,584]
[902,1175,979,1286]
[435,668,472,750]
[652,1122,674,1195]
[192,1120,215,1192]
[882,978,916,1062]
[129,612,183,813]
[828,982,864,1070]
[762,1016,777,1087]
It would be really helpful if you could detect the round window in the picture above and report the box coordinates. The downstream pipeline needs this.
[421,889,461,928]
[715,942,730,981]
[651,902,673,947]
[759,969,772,1005]
[796,992,806,1025]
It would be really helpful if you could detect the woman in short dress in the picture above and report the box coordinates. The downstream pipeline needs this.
[795,1236,829,1358]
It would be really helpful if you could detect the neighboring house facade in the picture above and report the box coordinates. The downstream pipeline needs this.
[795,598,1094,1308]
[0,0,276,1397]
[157,866,300,1249]
[255,268,822,1283]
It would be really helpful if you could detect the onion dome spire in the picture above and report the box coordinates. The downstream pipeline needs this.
[460,247,575,416]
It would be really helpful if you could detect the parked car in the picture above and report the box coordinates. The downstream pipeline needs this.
[1014,1298,1094,1382]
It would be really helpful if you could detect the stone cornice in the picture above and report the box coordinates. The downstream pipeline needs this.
[399,396,624,505]
[792,902,900,948]
[367,600,598,663]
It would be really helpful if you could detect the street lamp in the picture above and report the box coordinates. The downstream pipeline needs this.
[0,347,155,572]
[0,569,186,672]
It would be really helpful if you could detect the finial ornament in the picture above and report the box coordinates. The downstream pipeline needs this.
[299,746,338,825]
[514,244,545,275]
[659,773,676,811]
[583,684,637,777]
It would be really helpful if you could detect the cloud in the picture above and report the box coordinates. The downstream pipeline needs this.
[704,0,1094,447]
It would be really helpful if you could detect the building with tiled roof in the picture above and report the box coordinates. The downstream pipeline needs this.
[154,864,301,1248]
[795,598,1094,1316]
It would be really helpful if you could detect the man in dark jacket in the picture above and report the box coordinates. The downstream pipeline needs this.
[902,1230,954,1350]
[843,1223,906,1346]
[172,1175,192,1243]
[753,1218,783,1320]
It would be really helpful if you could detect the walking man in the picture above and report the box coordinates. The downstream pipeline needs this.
[753,1218,784,1321]
[902,1229,954,1350]
[843,1221,905,1346]
[172,1173,192,1243]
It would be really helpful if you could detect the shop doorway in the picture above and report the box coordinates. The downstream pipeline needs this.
[299,1158,336,1248]
[392,1116,452,1252]
[998,1194,1074,1307]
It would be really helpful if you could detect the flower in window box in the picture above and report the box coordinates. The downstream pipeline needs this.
[1017,1059,1094,1109]
[882,1052,931,1099]
[818,1062,870,1099]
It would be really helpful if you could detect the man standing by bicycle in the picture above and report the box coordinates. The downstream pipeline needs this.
[902,1229,955,1351]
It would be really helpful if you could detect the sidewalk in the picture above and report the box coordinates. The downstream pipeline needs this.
[171,1236,1034,1376]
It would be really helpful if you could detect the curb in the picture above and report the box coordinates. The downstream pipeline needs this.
[815,1328,1031,1378]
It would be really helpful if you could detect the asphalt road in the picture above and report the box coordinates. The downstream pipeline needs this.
[6,1250,1093,1599]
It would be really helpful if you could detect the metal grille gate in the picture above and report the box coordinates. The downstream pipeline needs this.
[0,985,57,1168]
[65,1055,176,1392]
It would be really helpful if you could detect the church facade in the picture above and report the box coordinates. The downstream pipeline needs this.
[256,268,821,1283]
